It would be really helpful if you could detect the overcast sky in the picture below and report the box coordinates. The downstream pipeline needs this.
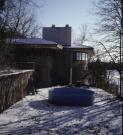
[36,0,99,37]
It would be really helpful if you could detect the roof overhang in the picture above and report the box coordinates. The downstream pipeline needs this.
[7,38,63,50]
[64,46,94,55]
[15,44,63,50]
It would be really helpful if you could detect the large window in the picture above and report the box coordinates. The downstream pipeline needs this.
[73,52,87,61]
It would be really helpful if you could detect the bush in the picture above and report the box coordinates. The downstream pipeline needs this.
[88,59,119,96]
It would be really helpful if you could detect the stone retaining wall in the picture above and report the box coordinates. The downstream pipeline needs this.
[0,70,33,113]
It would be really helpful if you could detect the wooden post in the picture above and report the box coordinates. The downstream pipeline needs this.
[120,0,123,98]
[69,50,72,85]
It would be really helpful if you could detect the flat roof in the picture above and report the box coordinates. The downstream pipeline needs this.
[7,38,93,50]
[64,43,93,49]
[8,38,63,50]
[14,38,58,45]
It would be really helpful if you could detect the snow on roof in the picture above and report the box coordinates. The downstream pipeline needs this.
[8,38,93,50]
[14,38,58,45]
[64,43,93,49]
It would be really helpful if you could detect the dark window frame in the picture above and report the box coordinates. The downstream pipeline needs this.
[73,52,87,61]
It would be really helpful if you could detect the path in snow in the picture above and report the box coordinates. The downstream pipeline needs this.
[0,86,122,135]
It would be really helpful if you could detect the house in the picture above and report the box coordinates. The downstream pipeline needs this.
[14,25,94,88]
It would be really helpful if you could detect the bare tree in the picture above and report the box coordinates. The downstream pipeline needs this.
[74,25,88,45]
[79,25,88,45]
[0,0,43,39]
[0,0,43,66]
[93,0,121,41]
[92,0,121,61]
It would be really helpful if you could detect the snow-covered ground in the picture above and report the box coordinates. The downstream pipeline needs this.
[0,86,122,135]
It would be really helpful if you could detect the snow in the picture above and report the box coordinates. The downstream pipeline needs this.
[0,86,122,135]
[0,69,34,77]
[64,44,93,49]
[7,38,58,45]
[6,38,93,50]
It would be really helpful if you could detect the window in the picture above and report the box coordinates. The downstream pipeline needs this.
[73,52,87,61]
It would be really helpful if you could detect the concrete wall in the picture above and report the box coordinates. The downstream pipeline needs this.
[0,70,33,113]
[43,25,72,46]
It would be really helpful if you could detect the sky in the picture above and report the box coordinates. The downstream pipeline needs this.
[35,0,114,61]
[36,0,99,37]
